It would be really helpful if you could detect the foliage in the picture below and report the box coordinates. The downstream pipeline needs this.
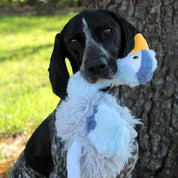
[0,0,83,9]
[0,14,74,137]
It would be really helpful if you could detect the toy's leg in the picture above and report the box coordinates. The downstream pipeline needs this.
[67,139,82,178]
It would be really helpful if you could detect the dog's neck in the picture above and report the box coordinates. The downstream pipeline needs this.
[100,85,125,106]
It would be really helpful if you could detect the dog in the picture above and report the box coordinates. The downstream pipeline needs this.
[10,9,138,178]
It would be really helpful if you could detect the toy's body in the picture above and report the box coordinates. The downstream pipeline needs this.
[56,91,141,178]
[55,34,157,178]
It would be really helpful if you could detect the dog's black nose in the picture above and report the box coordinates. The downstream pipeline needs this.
[86,58,108,74]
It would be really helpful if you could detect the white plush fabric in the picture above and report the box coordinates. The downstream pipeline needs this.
[56,92,141,178]
[67,139,82,178]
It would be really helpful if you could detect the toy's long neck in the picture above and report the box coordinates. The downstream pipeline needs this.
[66,61,137,99]
[67,72,100,99]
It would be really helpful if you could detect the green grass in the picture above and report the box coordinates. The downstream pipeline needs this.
[0,14,74,137]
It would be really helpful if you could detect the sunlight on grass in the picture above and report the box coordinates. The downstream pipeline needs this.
[0,15,74,136]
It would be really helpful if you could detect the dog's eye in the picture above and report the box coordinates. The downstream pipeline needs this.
[70,39,79,45]
[133,56,139,59]
[103,28,112,35]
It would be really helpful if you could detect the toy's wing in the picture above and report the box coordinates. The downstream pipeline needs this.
[136,50,157,85]
[118,141,139,178]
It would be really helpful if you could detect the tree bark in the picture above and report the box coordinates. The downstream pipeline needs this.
[85,1,178,177]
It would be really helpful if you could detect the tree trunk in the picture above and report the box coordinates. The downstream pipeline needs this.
[85,1,178,177]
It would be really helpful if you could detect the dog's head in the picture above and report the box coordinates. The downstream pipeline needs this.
[48,10,138,99]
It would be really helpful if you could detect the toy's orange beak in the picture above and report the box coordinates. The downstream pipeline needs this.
[131,33,149,55]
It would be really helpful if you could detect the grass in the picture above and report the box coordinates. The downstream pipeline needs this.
[0,14,74,137]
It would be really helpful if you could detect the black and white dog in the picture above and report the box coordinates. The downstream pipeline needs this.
[10,9,138,178]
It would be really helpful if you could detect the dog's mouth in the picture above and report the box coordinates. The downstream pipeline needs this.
[81,64,117,84]
[81,70,117,85]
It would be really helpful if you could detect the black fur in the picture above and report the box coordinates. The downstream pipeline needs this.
[48,9,138,99]
[11,9,138,177]
[24,115,54,177]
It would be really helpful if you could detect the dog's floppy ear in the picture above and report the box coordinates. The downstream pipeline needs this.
[109,11,139,57]
[48,33,69,99]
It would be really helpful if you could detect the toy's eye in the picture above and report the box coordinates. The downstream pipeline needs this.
[133,56,139,59]
[70,39,79,45]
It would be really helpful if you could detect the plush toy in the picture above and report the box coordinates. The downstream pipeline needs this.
[55,33,157,178]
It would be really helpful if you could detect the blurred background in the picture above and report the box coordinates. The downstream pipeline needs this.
[0,0,83,15]
[0,0,83,177]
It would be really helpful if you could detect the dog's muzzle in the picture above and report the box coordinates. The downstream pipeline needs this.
[82,57,117,83]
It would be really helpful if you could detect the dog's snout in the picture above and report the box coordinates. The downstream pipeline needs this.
[86,59,108,74]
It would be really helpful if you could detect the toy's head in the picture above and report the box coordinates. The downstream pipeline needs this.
[115,33,157,87]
